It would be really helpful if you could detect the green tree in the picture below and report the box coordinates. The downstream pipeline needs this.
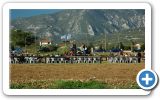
[10,29,35,48]
[119,42,125,50]
[57,46,70,55]
[141,43,145,51]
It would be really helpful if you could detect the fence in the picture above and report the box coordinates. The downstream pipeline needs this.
[107,56,139,63]
[9,56,102,64]
[10,55,143,64]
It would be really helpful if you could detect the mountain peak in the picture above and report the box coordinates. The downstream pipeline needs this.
[11,9,145,36]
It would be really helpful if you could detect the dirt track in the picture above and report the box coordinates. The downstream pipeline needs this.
[10,63,144,83]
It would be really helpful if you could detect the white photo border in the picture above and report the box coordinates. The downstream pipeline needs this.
[3,2,151,95]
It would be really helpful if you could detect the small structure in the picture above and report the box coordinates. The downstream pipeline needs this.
[135,44,141,50]
[39,39,52,46]
[132,43,141,52]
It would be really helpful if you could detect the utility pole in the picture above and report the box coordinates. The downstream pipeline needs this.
[105,33,107,51]
[65,34,67,47]
[35,32,36,54]
[86,33,89,46]
[25,37,27,53]
[117,32,120,49]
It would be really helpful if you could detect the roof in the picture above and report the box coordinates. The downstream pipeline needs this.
[40,39,51,43]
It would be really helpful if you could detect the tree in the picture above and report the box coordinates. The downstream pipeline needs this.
[10,29,35,48]
[130,40,135,51]
[57,46,70,55]
[115,42,124,50]
[119,42,125,50]
[88,42,94,53]
[141,43,145,51]
[124,45,131,50]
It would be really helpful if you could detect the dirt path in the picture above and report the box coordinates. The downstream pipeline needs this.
[10,63,144,83]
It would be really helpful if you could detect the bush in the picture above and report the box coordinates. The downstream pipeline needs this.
[10,80,140,89]
[57,46,70,55]
[11,29,35,48]
[50,80,106,89]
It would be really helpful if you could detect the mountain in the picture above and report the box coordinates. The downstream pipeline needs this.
[11,9,145,45]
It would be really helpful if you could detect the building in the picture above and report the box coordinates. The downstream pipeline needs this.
[39,39,52,46]
[135,44,141,50]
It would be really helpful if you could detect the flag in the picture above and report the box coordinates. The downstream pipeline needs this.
[61,35,67,40]
[67,34,71,40]
[61,34,71,41]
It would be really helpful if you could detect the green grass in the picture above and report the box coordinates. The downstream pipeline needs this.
[50,80,106,89]
[10,80,140,89]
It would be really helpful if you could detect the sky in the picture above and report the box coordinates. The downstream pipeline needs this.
[10,9,62,20]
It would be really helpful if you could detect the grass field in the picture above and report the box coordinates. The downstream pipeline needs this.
[10,63,144,89]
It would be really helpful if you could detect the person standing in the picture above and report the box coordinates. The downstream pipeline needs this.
[137,52,142,63]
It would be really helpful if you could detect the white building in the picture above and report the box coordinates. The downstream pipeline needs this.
[39,39,52,46]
